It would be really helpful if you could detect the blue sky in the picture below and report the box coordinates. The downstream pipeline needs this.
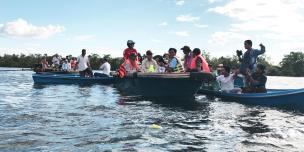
[1,0,304,64]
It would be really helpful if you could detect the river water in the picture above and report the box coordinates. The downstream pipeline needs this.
[0,68,304,151]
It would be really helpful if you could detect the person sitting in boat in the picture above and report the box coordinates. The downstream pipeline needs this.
[141,50,158,73]
[243,64,267,93]
[117,53,139,78]
[123,40,138,61]
[188,48,210,73]
[181,45,192,72]
[216,64,223,76]
[217,66,242,93]
[40,56,49,72]
[94,58,111,77]
[163,53,169,64]
[232,66,244,88]
[166,48,184,73]
[157,60,166,73]
[52,54,61,71]
[77,49,93,77]
[70,57,77,71]
[61,59,71,72]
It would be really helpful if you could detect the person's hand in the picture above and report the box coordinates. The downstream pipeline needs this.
[259,43,265,49]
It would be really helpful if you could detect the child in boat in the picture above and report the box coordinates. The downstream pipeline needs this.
[157,60,166,73]
[61,59,71,72]
[217,66,242,93]
[243,64,267,93]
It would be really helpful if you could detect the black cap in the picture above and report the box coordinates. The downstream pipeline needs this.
[181,46,190,51]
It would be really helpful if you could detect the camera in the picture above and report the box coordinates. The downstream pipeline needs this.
[236,50,243,57]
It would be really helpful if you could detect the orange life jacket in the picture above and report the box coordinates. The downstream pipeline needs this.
[190,55,210,73]
[117,59,139,78]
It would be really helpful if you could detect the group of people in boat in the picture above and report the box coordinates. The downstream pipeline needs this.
[117,40,211,77]
[37,39,267,93]
[212,40,267,93]
[40,54,78,72]
[38,49,111,77]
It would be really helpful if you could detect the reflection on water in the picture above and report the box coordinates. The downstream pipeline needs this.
[0,69,304,151]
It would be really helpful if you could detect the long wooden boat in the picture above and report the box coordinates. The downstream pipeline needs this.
[32,73,115,84]
[198,88,304,107]
[115,72,213,99]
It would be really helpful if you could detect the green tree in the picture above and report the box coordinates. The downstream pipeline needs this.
[280,51,304,77]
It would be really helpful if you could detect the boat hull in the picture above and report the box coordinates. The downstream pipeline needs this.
[115,72,213,99]
[198,89,304,107]
[32,74,115,85]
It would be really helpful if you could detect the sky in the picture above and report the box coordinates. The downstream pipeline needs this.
[1,0,304,64]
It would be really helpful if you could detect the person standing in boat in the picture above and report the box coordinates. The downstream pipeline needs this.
[123,40,138,61]
[243,64,267,93]
[94,58,111,77]
[77,49,93,77]
[189,48,210,73]
[238,40,265,75]
[166,48,184,73]
[181,45,192,72]
[141,50,158,73]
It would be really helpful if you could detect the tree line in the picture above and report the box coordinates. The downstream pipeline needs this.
[0,51,303,77]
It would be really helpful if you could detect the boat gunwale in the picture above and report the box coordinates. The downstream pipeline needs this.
[199,88,304,99]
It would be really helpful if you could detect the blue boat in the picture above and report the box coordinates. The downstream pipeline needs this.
[32,73,115,84]
[35,71,79,75]
[198,89,304,107]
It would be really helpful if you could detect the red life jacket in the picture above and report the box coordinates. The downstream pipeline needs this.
[117,59,139,78]
[190,55,210,73]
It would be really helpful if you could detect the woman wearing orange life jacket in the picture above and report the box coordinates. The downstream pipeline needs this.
[190,48,211,73]
[117,53,139,78]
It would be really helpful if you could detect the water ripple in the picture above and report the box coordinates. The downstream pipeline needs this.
[0,69,304,151]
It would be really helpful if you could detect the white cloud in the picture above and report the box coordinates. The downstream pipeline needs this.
[208,0,304,62]
[176,15,200,22]
[208,31,248,45]
[175,31,189,37]
[176,0,185,6]
[209,0,304,38]
[151,39,163,43]
[208,0,223,3]
[158,22,168,26]
[194,24,208,28]
[73,35,95,41]
[25,43,41,47]
[0,18,65,39]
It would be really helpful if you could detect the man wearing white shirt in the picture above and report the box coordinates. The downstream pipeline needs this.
[77,49,93,77]
[217,66,242,93]
[94,58,111,77]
